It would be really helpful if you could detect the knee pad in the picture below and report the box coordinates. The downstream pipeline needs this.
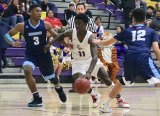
[50,77,59,85]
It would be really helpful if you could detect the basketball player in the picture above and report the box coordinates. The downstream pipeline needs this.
[44,13,129,108]
[92,8,160,113]
[4,4,67,107]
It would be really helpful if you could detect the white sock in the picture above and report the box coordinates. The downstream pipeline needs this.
[90,89,97,96]
[103,97,112,106]
[55,85,61,89]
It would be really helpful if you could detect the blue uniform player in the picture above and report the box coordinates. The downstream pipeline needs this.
[93,8,160,113]
[0,21,11,73]
[4,4,67,107]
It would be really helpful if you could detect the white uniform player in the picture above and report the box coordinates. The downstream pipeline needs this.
[71,28,103,77]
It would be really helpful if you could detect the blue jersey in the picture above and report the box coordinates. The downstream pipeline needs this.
[114,24,159,54]
[24,19,47,55]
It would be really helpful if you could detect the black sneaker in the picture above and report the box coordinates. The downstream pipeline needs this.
[68,89,75,93]
[55,86,67,102]
[28,97,43,107]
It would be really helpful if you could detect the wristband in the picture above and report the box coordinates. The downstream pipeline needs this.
[5,33,14,42]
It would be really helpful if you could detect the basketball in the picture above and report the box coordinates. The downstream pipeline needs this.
[74,77,90,94]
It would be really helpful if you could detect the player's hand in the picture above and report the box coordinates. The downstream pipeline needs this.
[83,73,92,80]
[92,39,101,45]
[12,41,21,47]
[44,43,51,53]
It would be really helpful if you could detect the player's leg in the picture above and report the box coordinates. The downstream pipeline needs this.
[99,54,135,113]
[72,73,101,108]
[56,62,63,81]
[39,53,66,102]
[97,67,129,108]
[137,54,160,87]
[2,48,7,68]
[23,57,42,107]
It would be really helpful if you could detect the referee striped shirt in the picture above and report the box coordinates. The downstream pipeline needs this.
[67,16,96,33]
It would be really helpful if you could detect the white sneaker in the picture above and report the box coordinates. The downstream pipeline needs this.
[94,79,101,84]
[89,79,94,84]
[117,97,130,108]
[91,92,101,108]
[99,101,112,113]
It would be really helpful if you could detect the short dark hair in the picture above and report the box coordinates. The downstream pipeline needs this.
[76,2,85,9]
[69,3,74,7]
[29,4,41,12]
[95,16,101,22]
[75,13,88,24]
[116,25,123,31]
[147,6,155,11]
[131,8,145,22]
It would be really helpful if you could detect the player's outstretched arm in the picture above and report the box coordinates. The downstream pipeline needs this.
[84,34,98,79]
[152,42,160,61]
[45,22,58,38]
[44,29,73,53]
[4,23,23,47]
[92,38,117,46]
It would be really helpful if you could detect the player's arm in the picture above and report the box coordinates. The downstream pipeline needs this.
[151,30,160,61]
[84,34,98,79]
[44,29,73,53]
[45,22,58,38]
[92,37,117,46]
[48,29,72,45]
[152,42,160,61]
[4,23,23,47]
[92,30,125,46]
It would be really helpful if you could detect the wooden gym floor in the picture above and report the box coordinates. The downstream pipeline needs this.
[0,83,160,116]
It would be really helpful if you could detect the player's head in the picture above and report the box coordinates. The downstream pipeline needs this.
[131,8,146,24]
[75,13,88,31]
[76,2,85,14]
[29,4,42,20]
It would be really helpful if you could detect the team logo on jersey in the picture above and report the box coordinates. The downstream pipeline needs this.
[76,45,83,50]
[26,26,28,28]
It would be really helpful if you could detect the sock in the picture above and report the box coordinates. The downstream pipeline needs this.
[103,97,112,106]
[33,92,40,99]
[115,93,121,99]
[55,85,61,89]
[88,88,97,96]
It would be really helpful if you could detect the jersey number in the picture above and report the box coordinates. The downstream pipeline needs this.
[131,30,146,41]
[33,37,40,45]
[78,51,85,57]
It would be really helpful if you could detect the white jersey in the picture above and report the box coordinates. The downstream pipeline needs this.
[71,28,92,61]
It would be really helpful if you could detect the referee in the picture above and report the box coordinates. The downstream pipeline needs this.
[67,2,96,33]
[67,2,96,92]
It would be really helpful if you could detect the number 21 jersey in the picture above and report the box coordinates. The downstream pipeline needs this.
[24,19,47,55]
[71,28,93,60]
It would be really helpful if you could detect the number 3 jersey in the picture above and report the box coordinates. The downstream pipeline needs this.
[114,25,159,54]
[71,28,93,61]
[24,19,47,55]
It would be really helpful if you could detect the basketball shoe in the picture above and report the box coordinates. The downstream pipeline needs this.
[99,100,112,113]
[28,97,43,107]
[91,91,101,108]
[55,86,67,102]
[117,97,130,108]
